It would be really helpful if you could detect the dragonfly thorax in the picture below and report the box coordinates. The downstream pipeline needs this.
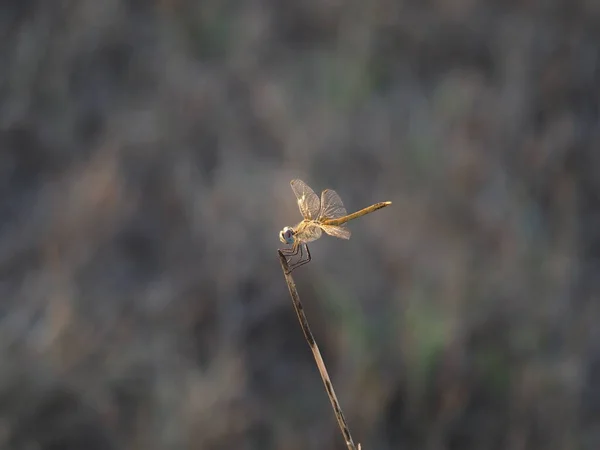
[279,226,295,245]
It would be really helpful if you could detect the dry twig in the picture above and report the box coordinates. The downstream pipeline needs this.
[278,250,362,450]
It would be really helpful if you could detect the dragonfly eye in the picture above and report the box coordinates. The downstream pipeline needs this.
[280,227,295,244]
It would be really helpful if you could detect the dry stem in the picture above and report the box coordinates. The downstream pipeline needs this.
[278,250,361,450]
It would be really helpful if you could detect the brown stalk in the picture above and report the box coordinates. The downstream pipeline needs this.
[278,250,362,450]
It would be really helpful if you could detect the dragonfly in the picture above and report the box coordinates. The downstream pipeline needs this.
[279,179,391,273]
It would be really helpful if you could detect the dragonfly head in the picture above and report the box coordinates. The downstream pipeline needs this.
[279,227,295,245]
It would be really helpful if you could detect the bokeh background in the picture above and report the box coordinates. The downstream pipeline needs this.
[1,1,600,449]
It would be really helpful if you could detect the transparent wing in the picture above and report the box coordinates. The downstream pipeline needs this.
[318,189,348,221]
[319,224,351,240]
[295,224,323,243]
[290,179,321,220]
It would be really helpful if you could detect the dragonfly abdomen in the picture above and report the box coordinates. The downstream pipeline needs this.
[321,201,392,226]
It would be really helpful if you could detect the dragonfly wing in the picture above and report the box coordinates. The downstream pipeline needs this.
[319,224,351,240]
[291,179,321,220]
[318,189,348,221]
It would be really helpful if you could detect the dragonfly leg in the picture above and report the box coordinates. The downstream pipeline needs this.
[288,244,311,272]
[279,244,300,269]
[279,245,302,264]
[279,245,300,256]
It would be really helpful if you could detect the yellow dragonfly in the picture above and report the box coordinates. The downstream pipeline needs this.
[279,179,391,273]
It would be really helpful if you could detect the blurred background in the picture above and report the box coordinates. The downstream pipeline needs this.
[1,1,600,449]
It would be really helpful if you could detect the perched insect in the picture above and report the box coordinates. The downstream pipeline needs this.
[279,179,391,273]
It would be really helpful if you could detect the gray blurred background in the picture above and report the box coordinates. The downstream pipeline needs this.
[1,1,600,449]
